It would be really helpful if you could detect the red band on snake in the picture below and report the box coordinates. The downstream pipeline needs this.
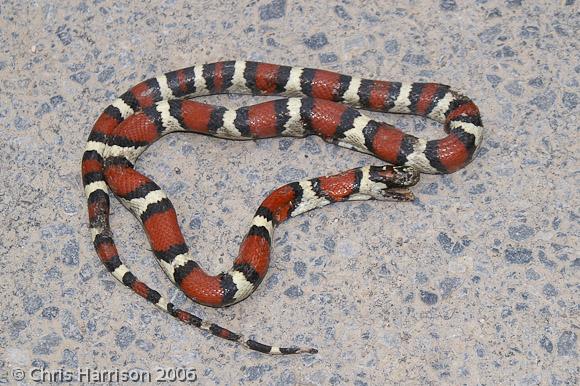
[82,61,483,355]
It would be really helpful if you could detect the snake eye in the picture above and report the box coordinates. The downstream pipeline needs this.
[368,165,420,187]
[392,166,420,186]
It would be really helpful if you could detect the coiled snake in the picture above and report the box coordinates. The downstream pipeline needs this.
[82,61,483,354]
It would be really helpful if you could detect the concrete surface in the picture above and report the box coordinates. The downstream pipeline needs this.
[1,0,578,384]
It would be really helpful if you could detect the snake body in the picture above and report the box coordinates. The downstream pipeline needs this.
[82,61,483,354]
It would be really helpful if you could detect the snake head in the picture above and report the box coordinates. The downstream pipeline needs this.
[367,165,420,201]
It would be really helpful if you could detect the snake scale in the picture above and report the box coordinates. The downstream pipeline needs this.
[82,61,483,354]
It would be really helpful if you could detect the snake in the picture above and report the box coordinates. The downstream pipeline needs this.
[81,61,483,355]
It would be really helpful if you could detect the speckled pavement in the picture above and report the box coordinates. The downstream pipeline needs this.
[1,1,578,385]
